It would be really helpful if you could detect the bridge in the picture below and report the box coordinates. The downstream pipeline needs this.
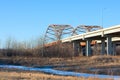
[44,24,120,56]
[62,25,120,56]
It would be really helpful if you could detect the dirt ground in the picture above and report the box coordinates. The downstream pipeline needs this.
[0,55,120,80]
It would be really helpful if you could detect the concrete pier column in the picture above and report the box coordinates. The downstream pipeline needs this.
[86,39,92,56]
[113,42,116,55]
[73,41,80,56]
[101,39,105,55]
[106,36,113,55]
[78,43,81,54]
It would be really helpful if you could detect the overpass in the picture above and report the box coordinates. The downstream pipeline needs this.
[62,25,120,56]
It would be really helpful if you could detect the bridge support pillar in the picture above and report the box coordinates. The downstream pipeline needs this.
[101,39,105,55]
[86,39,92,56]
[107,36,113,55]
[73,41,80,56]
[113,42,116,55]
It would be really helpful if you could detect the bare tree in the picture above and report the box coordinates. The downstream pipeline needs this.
[5,37,16,49]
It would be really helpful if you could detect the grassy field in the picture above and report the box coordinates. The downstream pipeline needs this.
[0,71,112,80]
[0,55,120,80]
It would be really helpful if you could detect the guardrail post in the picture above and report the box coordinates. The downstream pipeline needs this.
[107,36,113,55]
[86,39,92,56]
[101,39,105,55]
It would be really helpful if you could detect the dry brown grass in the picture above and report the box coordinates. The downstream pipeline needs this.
[0,71,112,80]
[90,55,120,67]
[1,55,120,67]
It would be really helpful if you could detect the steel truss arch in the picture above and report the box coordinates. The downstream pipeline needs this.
[44,24,74,43]
[73,25,103,35]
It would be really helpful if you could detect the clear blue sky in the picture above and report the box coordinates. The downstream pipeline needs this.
[0,0,120,46]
